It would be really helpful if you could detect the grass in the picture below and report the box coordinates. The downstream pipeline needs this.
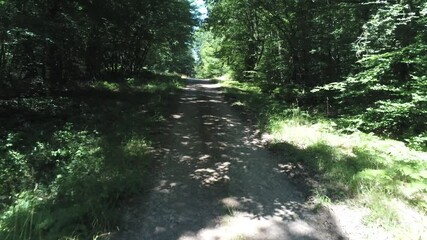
[220,78,427,238]
[0,74,184,239]
[226,206,235,217]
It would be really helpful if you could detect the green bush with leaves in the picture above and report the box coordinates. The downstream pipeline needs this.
[312,3,427,150]
[0,73,182,239]
[0,134,32,207]
[204,0,427,150]
[0,125,106,238]
[222,78,427,236]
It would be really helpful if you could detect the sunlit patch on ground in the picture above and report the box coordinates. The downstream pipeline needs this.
[199,154,211,161]
[221,197,241,209]
[191,162,231,186]
[177,212,318,240]
[179,155,193,163]
[173,114,183,119]
[154,180,180,194]
[111,79,344,240]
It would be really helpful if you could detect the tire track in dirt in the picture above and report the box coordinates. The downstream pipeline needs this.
[110,79,346,240]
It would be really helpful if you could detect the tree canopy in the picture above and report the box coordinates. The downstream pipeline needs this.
[0,0,197,95]
[198,0,427,149]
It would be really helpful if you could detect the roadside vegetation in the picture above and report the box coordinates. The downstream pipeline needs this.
[196,1,427,150]
[2,0,426,238]
[0,74,184,239]
[221,79,426,238]
[0,0,194,238]
[195,1,427,237]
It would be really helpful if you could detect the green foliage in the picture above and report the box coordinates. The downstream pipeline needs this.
[355,4,418,55]
[363,195,400,228]
[313,3,427,149]
[0,0,196,95]
[206,0,268,80]
[222,79,427,230]
[0,134,32,206]
[206,0,361,86]
[0,127,105,239]
[0,73,182,239]
[204,1,426,150]
[194,29,229,78]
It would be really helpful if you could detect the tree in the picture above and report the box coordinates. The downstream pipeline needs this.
[203,0,426,149]
[0,0,197,96]
[194,29,229,78]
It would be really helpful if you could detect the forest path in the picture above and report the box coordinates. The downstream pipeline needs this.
[110,79,345,240]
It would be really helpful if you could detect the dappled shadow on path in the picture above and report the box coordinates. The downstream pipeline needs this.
[111,79,345,240]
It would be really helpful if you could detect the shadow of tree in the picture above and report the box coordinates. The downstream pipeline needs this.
[0,78,183,239]
[111,79,346,240]
[268,135,427,208]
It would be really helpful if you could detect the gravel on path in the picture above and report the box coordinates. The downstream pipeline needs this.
[110,79,348,240]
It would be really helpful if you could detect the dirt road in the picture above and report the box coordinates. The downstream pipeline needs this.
[111,79,345,240]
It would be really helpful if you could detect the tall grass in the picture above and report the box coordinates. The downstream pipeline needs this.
[0,74,183,239]
[221,79,427,237]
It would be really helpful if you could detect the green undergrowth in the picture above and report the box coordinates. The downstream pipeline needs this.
[0,74,183,239]
[221,79,427,236]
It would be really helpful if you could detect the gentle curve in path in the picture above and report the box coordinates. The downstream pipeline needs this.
[110,79,346,240]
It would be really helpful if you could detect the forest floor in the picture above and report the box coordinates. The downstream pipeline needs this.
[108,79,397,240]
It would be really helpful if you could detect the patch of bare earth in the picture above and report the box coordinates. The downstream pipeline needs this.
[107,79,399,240]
